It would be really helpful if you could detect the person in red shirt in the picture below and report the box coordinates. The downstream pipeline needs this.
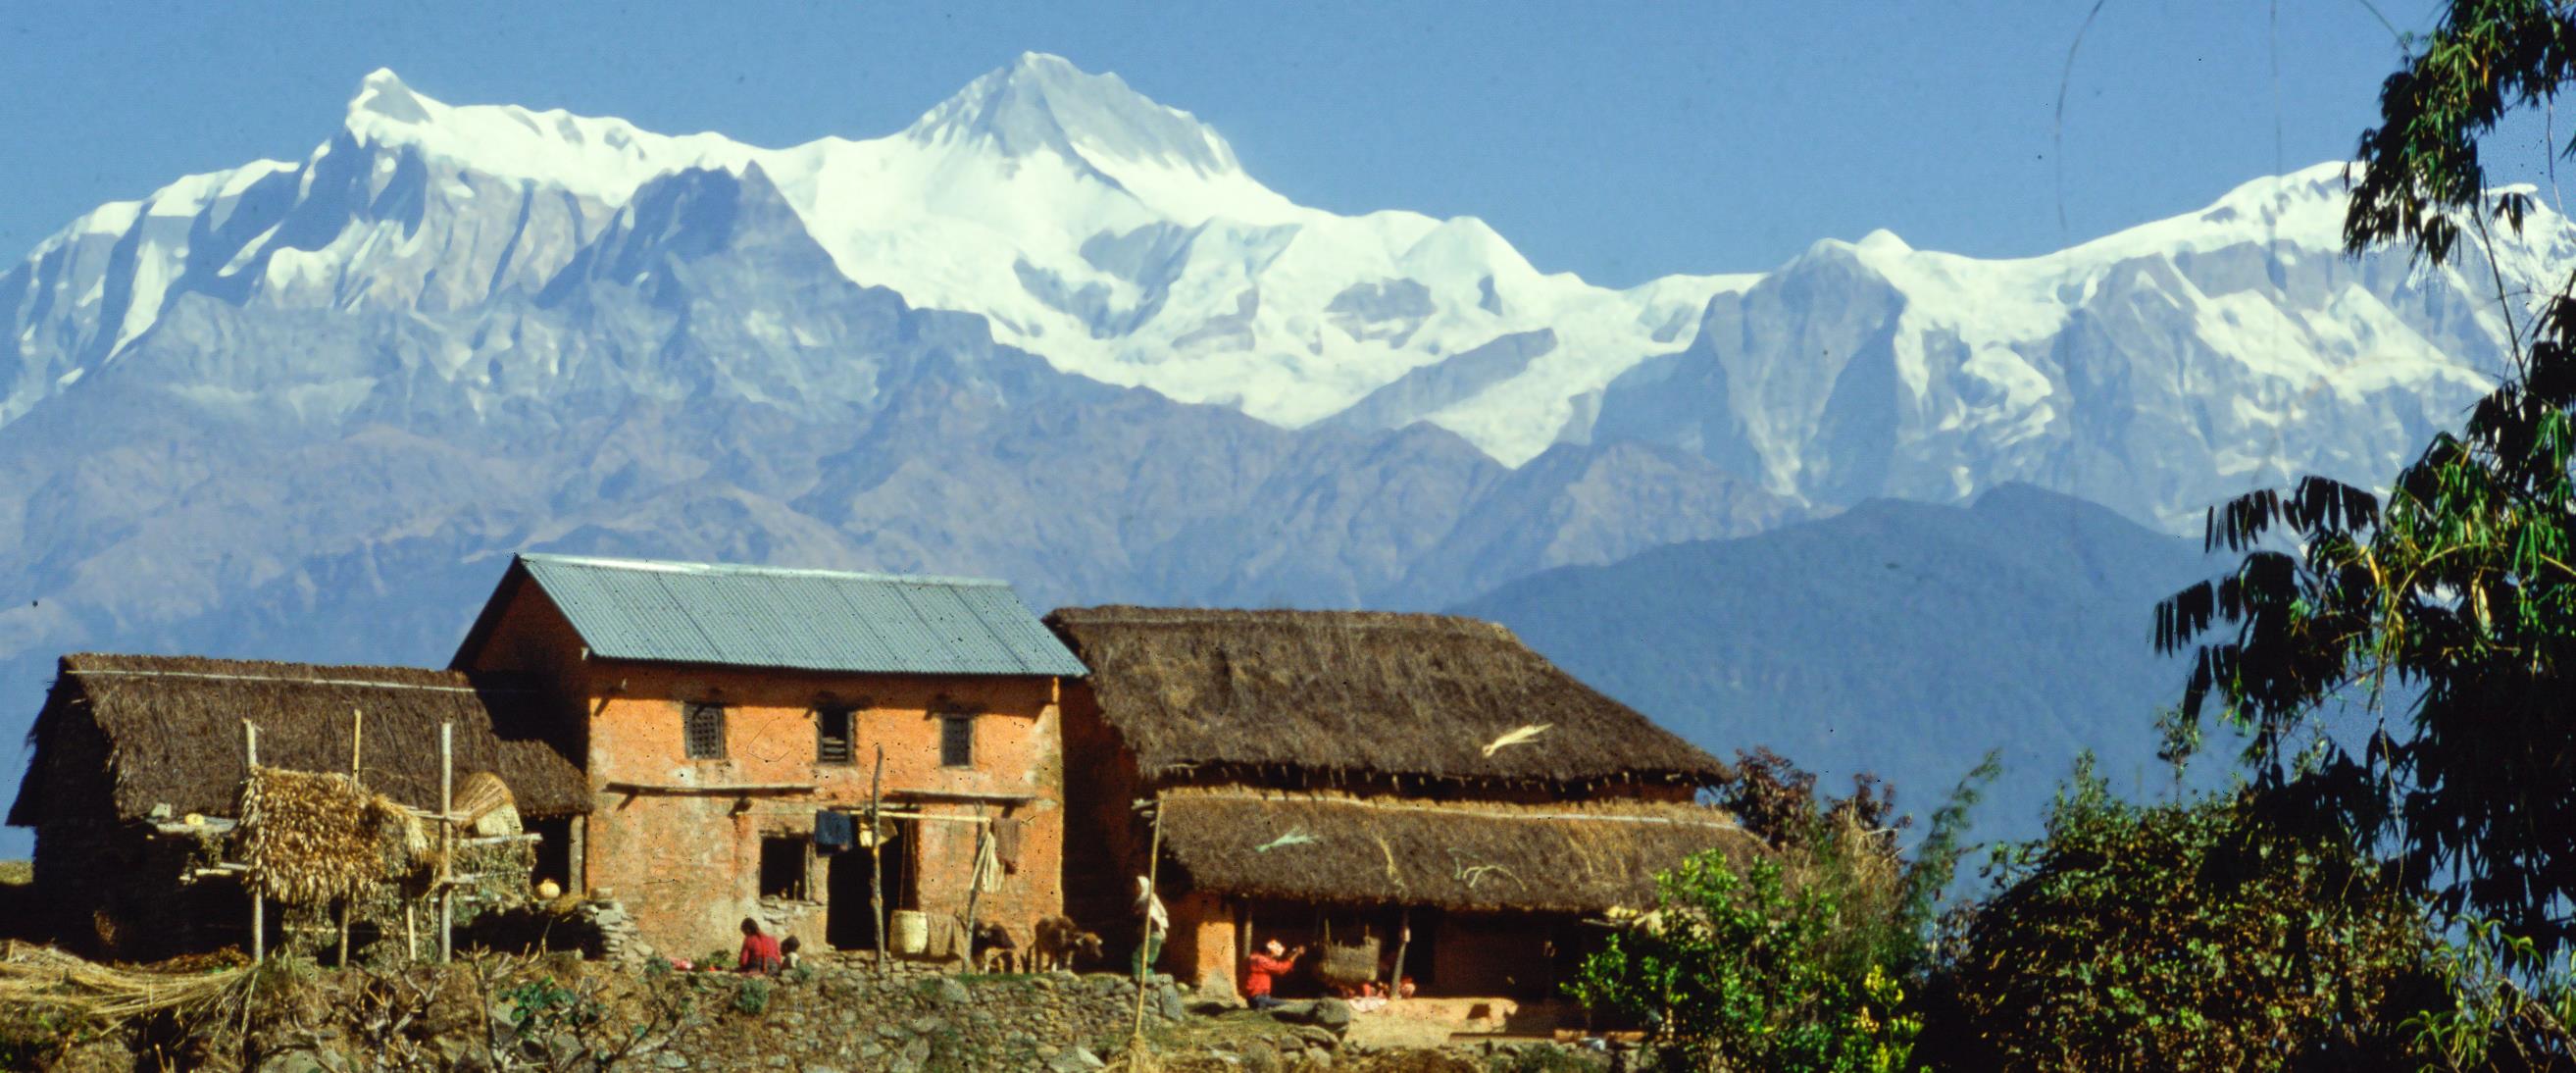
[737,917,783,974]
[1244,938,1304,1010]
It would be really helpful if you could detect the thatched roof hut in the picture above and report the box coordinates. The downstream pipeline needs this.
[1045,607,1732,790]
[1156,790,1757,914]
[7,653,585,828]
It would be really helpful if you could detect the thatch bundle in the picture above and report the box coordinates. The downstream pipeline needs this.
[456,771,524,837]
[1156,790,1758,914]
[0,941,244,1023]
[236,766,412,905]
[1046,607,1732,788]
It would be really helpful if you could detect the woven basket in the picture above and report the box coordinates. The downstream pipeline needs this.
[1316,931,1381,988]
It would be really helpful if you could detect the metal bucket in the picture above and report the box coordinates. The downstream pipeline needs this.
[890,909,931,955]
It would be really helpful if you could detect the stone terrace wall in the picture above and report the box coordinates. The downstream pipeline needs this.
[670,964,1187,1072]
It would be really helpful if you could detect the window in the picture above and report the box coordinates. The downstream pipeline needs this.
[759,836,808,900]
[683,702,727,760]
[817,706,854,765]
[939,714,974,768]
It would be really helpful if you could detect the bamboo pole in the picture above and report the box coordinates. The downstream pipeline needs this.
[338,709,363,967]
[957,819,990,974]
[869,744,886,970]
[438,721,454,963]
[245,720,263,963]
[1130,796,1164,1042]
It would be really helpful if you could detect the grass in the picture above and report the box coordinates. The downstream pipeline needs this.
[0,861,29,887]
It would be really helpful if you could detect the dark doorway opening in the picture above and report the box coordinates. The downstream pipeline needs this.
[826,821,914,949]
[530,816,574,892]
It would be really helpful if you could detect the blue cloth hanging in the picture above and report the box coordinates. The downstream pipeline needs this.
[813,809,855,853]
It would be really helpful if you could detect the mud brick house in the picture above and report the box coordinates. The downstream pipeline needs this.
[1043,607,1751,1000]
[6,653,588,958]
[451,553,1086,959]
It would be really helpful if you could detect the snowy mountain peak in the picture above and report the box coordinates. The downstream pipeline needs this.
[336,70,754,203]
[905,52,1240,176]
[350,68,431,125]
[1856,228,1911,254]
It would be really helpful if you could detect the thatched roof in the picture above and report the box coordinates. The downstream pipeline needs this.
[1046,607,1731,788]
[1155,790,1757,913]
[8,653,586,828]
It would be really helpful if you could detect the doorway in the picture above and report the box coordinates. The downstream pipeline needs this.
[826,819,915,950]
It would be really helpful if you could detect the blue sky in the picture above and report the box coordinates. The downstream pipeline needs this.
[0,1,2542,286]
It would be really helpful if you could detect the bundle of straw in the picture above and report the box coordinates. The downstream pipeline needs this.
[0,942,244,1023]
[236,766,409,905]
[453,771,516,831]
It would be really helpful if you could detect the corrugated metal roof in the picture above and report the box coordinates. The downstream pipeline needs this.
[515,554,1086,677]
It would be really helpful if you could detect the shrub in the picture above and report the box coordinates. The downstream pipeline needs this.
[732,976,772,1016]
[1570,748,1990,1073]
[1574,843,1921,1072]
[1942,758,2430,1069]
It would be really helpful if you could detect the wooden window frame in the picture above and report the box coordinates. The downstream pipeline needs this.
[683,701,727,760]
[816,706,855,765]
[939,713,974,769]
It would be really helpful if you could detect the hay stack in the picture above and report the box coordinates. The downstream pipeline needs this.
[236,766,411,905]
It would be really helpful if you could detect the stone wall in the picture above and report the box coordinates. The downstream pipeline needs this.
[661,963,1187,1072]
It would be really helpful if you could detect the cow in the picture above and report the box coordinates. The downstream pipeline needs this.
[970,920,1021,974]
[1030,914,1105,972]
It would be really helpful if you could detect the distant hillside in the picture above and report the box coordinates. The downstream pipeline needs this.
[1453,484,2219,844]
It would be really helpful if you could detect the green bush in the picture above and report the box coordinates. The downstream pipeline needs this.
[732,976,773,1016]
[502,974,602,1038]
[1573,749,1989,1072]
[1574,843,1921,1073]
[1942,759,2430,1069]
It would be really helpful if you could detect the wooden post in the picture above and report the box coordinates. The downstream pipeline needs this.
[869,744,886,969]
[1130,796,1165,1042]
[438,721,454,963]
[956,819,990,974]
[1388,906,1412,1003]
[245,720,263,963]
[338,709,362,967]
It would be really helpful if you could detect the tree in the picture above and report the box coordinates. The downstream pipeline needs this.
[2155,0,2576,955]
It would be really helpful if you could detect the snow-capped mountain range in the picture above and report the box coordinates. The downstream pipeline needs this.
[12,55,2565,535]
[4,56,1736,465]
[15,56,2554,536]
